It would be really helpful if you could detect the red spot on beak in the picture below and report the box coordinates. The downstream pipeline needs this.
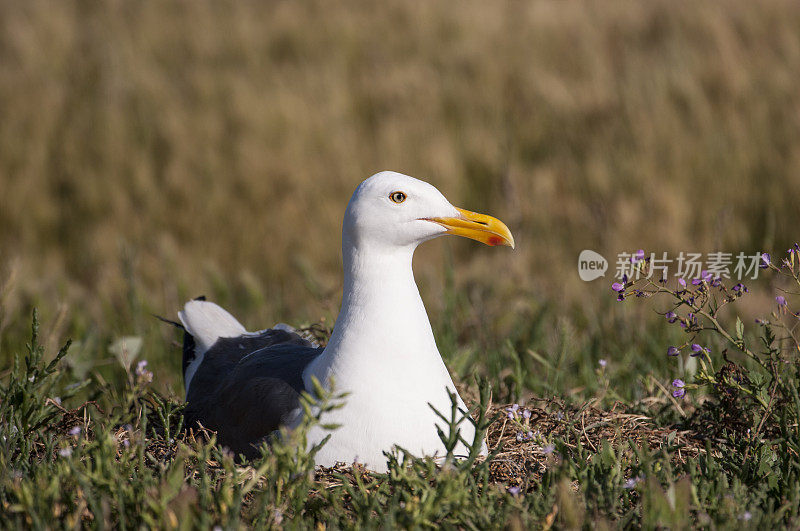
[488,236,503,246]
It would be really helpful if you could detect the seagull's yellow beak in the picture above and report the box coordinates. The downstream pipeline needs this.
[427,207,515,249]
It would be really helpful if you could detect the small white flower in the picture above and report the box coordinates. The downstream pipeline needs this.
[59,447,72,457]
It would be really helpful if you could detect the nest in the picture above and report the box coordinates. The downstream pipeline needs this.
[308,396,705,490]
[483,397,703,488]
[44,392,705,492]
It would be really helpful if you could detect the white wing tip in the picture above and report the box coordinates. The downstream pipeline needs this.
[178,300,247,354]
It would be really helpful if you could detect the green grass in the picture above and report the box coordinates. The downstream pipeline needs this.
[3,0,800,527]
[2,277,799,528]
[1,0,800,343]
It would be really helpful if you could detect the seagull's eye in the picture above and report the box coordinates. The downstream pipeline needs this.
[389,191,407,204]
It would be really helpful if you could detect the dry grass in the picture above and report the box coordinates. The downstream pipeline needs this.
[1,1,800,394]
[485,397,702,489]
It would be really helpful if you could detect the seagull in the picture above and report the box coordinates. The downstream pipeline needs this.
[177,171,514,471]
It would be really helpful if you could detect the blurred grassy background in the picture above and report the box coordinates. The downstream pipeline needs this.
[1,0,799,397]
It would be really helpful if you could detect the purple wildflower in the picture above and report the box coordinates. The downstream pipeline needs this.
[623,477,641,489]
[678,278,687,288]
[598,359,607,368]
[506,404,519,419]
[760,253,771,268]
[631,249,646,263]
[611,282,625,292]
[515,429,535,442]
[542,443,555,454]
[522,409,531,419]
[672,379,686,399]
[665,311,678,323]
[68,426,81,436]
[136,360,153,383]
[667,346,680,356]
[690,344,709,357]
[508,486,521,496]
[680,312,697,329]
[776,296,787,307]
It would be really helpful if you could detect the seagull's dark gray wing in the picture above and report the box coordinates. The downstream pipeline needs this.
[183,329,323,458]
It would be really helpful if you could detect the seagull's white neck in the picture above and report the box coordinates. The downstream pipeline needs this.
[309,235,439,381]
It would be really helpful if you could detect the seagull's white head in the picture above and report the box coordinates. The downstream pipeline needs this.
[343,171,515,251]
